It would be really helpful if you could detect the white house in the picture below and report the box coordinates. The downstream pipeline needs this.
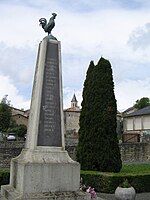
[123,106,150,142]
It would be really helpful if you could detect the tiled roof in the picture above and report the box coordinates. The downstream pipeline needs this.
[123,106,135,113]
[124,106,150,117]
[64,107,80,112]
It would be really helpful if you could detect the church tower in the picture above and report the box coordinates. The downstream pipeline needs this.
[64,94,80,137]
[71,94,78,108]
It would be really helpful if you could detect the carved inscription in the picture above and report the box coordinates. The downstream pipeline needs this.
[37,42,62,146]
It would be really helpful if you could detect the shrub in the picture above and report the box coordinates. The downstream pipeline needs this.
[119,179,131,188]
[0,169,150,193]
[0,170,10,186]
[7,124,27,137]
[81,170,150,193]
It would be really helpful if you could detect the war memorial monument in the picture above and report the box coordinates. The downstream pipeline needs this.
[1,13,89,200]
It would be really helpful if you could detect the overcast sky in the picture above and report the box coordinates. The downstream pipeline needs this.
[1,0,150,111]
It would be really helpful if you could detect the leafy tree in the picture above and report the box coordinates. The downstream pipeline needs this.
[0,95,12,134]
[7,124,27,137]
[76,57,122,172]
[134,97,150,110]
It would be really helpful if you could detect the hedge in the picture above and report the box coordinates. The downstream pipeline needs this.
[0,170,10,187]
[81,170,150,193]
[0,170,150,193]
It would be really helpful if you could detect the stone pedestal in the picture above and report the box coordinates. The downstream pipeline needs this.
[1,37,83,199]
[1,148,81,199]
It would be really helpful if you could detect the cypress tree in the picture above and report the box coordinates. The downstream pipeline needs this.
[76,57,122,172]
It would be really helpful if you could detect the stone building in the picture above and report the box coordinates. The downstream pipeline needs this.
[11,96,122,137]
[11,114,28,126]
[64,94,80,138]
[11,107,29,126]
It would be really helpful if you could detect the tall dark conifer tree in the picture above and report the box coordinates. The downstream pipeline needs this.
[76,57,122,172]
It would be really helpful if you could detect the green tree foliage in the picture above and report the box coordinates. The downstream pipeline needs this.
[76,57,122,172]
[134,97,150,110]
[0,95,12,133]
[7,124,27,137]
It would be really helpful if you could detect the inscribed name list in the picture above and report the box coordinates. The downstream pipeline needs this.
[37,42,62,146]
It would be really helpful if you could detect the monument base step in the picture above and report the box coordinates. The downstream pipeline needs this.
[7,149,80,194]
[1,185,91,200]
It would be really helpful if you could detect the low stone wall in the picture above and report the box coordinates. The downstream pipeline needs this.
[120,142,150,164]
[0,140,150,169]
[0,141,25,169]
[0,140,78,169]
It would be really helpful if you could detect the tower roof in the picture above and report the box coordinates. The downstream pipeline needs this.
[71,94,78,102]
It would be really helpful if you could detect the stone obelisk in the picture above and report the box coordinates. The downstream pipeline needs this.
[1,13,88,200]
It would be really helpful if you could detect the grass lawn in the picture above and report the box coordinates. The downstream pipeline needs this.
[119,163,150,175]
[82,163,150,175]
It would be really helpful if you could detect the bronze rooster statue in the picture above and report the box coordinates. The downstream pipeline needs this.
[39,13,57,35]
